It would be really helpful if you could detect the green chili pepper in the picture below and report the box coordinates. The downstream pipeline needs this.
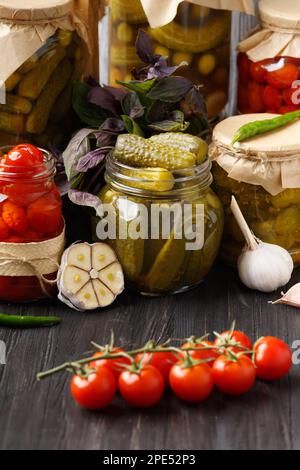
[0,314,61,328]
[231,110,300,146]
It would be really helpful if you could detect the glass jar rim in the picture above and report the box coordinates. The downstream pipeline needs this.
[105,153,213,198]
[0,146,56,181]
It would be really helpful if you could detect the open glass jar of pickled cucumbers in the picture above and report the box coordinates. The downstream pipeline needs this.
[209,114,300,266]
[0,0,89,149]
[94,133,224,295]
[100,0,232,119]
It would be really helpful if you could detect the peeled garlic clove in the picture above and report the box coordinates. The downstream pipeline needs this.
[238,242,293,293]
[57,242,124,311]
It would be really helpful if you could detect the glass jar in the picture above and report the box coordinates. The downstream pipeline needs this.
[0,0,88,149]
[100,0,231,119]
[94,154,224,295]
[237,0,300,115]
[0,146,64,302]
[210,114,300,266]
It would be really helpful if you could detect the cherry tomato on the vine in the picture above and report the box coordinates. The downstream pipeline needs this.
[90,348,132,381]
[180,340,219,366]
[118,365,165,408]
[70,368,117,410]
[212,355,256,395]
[135,351,177,384]
[169,361,214,403]
[254,336,292,381]
[214,330,252,354]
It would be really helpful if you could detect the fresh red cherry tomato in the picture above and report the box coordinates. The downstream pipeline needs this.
[135,351,177,384]
[262,86,282,111]
[267,62,299,90]
[169,361,214,403]
[250,61,268,84]
[90,348,132,381]
[118,365,165,408]
[180,340,219,366]
[70,368,117,410]
[254,337,292,381]
[214,330,252,354]
[212,355,256,395]
[247,81,265,112]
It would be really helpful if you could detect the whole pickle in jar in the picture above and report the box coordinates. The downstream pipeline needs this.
[123,167,174,192]
[111,45,141,68]
[18,45,66,100]
[26,59,73,134]
[0,94,32,115]
[149,11,230,53]
[111,0,147,24]
[270,189,300,209]
[150,133,208,164]
[114,135,196,170]
[0,110,25,135]
[275,206,300,235]
[18,54,39,74]
[5,72,22,92]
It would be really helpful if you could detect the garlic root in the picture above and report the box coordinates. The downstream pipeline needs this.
[231,196,294,293]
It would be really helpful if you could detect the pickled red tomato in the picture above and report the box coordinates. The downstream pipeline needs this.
[247,81,265,112]
[2,181,52,207]
[0,217,10,241]
[263,86,282,110]
[27,190,63,236]
[238,53,251,83]
[2,201,29,233]
[267,62,299,90]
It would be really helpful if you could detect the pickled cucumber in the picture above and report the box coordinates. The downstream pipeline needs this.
[271,189,300,209]
[145,232,186,293]
[149,11,230,53]
[150,133,208,164]
[115,237,144,280]
[111,0,147,24]
[114,135,196,170]
[275,206,300,235]
[0,94,32,115]
[123,167,174,192]
[111,45,141,67]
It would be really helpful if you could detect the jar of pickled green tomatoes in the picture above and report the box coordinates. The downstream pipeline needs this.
[94,141,224,295]
[209,114,300,266]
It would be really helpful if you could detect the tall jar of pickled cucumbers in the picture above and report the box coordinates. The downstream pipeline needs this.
[0,0,89,149]
[237,0,300,115]
[95,133,224,296]
[209,114,300,266]
[100,0,233,120]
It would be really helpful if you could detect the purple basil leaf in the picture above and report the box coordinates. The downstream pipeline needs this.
[147,76,193,103]
[87,86,121,115]
[76,148,108,172]
[135,30,157,64]
[181,86,208,119]
[94,131,116,148]
[122,91,145,119]
[147,57,187,80]
[100,117,126,134]
[68,189,103,217]
[62,128,95,180]
[103,84,127,102]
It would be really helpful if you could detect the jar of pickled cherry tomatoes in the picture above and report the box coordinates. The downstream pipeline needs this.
[237,0,300,115]
[0,144,65,302]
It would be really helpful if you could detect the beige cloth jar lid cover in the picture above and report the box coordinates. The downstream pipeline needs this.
[239,0,300,61]
[0,0,73,21]
[209,113,300,196]
[140,0,255,29]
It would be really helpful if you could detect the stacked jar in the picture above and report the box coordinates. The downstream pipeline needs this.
[237,0,300,115]
[100,0,232,119]
[0,0,89,149]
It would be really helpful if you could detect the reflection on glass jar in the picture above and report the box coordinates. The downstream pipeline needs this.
[93,154,224,295]
[101,0,231,119]
[0,147,64,302]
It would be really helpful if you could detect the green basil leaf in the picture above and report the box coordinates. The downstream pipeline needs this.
[72,81,106,127]
[117,79,156,95]
[148,120,190,132]
[121,115,144,136]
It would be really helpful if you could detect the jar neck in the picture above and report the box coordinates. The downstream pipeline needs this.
[105,154,213,199]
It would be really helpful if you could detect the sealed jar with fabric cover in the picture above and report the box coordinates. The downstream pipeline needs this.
[0,0,90,149]
[94,149,224,296]
[238,0,300,114]
[100,0,254,120]
[209,114,300,266]
[0,144,65,301]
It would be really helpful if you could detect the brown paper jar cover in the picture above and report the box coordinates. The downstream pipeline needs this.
[238,0,300,61]
[209,113,300,196]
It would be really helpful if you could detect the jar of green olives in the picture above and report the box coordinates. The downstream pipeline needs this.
[209,114,300,266]
[94,133,224,295]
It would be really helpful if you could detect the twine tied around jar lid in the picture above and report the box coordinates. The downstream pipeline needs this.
[209,114,300,196]
[0,227,65,297]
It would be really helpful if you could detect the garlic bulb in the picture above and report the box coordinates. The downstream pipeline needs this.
[57,242,124,311]
[231,197,293,293]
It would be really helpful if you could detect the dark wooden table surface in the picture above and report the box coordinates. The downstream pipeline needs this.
[0,262,299,451]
